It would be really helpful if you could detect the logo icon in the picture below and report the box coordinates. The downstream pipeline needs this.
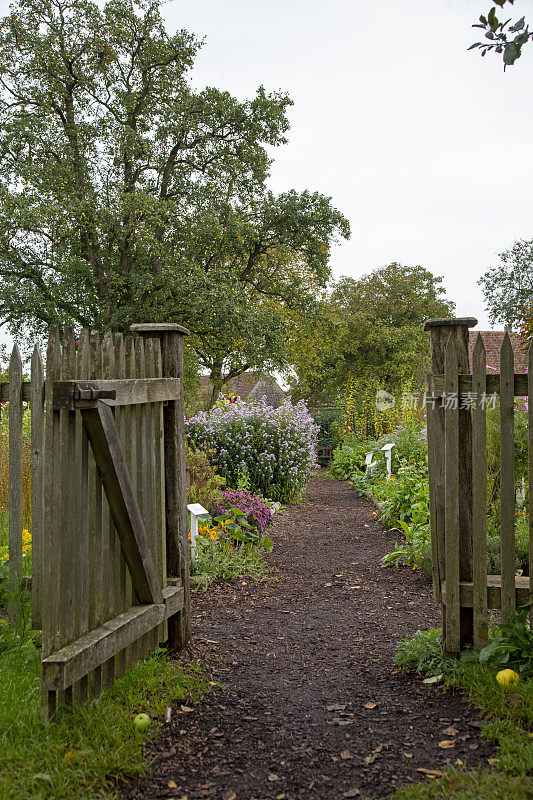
[375,390,395,412]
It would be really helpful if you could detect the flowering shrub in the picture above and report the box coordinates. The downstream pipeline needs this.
[186,398,319,503]
[215,490,273,533]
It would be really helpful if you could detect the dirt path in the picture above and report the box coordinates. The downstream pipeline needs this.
[121,473,494,800]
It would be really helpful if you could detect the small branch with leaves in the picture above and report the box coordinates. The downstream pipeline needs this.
[470,2,532,68]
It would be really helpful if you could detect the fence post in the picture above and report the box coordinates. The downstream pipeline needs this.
[130,323,191,650]
[424,317,477,653]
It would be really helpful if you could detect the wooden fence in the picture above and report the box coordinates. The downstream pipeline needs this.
[0,323,191,719]
[425,317,531,654]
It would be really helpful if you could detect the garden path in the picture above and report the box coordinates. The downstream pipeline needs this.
[121,472,494,800]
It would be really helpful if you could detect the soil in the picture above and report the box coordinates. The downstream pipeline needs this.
[120,472,495,800]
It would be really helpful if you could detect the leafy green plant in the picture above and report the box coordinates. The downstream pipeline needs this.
[394,627,452,678]
[476,602,533,677]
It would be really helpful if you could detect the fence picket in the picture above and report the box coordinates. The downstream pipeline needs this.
[41,327,62,720]
[8,344,23,624]
[444,335,460,653]
[154,338,166,641]
[472,334,488,647]
[58,331,77,708]
[500,332,515,621]
[529,342,533,609]
[135,337,151,659]
[76,329,90,702]
[30,344,44,630]
[88,331,103,697]
[102,332,116,689]
[124,336,138,666]
[113,333,129,677]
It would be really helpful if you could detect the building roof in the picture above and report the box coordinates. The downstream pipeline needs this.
[468,331,528,373]
[199,371,286,407]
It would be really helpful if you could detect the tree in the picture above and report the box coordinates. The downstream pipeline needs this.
[478,238,533,329]
[0,0,349,390]
[289,264,455,396]
[469,1,532,67]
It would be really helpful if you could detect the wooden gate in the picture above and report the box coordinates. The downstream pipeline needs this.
[425,317,531,655]
[40,323,190,720]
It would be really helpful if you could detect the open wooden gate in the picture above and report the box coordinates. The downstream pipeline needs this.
[40,323,190,720]
[425,317,532,655]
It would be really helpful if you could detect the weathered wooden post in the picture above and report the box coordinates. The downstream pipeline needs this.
[130,323,191,650]
[424,317,477,653]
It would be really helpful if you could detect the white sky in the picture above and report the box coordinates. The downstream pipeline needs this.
[163,0,533,330]
[1,0,532,352]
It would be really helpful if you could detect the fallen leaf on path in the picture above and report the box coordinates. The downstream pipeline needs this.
[340,749,353,760]
[180,705,194,713]
[363,702,378,709]
[343,790,361,798]
[268,773,280,782]
[487,757,497,766]
[422,675,443,684]
[363,744,383,765]
[416,768,443,778]
[222,792,236,800]
[438,740,456,749]
[167,780,177,789]
[455,758,464,766]
[403,752,413,758]
[442,726,458,736]
[327,703,347,711]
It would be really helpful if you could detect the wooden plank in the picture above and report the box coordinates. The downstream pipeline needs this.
[88,332,103,699]
[472,334,488,648]
[500,332,516,621]
[30,345,45,630]
[429,373,528,398]
[101,332,116,688]
[58,332,77,655]
[81,402,163,605]
[41,326,62,721]
[75,329,90,703]
[52,378,180,410]
[442,575,530,609]
[154,339,166,643]
[124,336,138,666]
[135,337,151,660]
[113,333,129,678]
[42,585,184,691]
[0,382,32,402]
[529,342,533,610]
[425,388,441,602]
[8,344,23,624]
[444,335,460,654]
[144,339,159,651]
[130,323,190,336]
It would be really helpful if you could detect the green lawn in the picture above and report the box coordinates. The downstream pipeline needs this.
[391,628,533,800]
[0,636,211,800]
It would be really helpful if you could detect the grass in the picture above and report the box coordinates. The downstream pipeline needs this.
[390,628,533,800]
[0,632,212,800]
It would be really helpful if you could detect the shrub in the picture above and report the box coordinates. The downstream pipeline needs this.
[214,489,274,533]
[186,398,318,503]
[186,444,225,515]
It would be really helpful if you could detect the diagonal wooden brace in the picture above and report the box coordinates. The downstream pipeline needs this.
[81,401,163,604]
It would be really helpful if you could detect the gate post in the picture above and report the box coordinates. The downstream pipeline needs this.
[131,323,191,650]
[424,317,477,653]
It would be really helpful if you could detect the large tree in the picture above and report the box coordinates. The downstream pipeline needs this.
[288,263,455,396]
[0,0,349,391]
[478,238,533,329]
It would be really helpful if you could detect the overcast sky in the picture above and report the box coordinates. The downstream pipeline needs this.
[0,0,531,346]
[160,0,533,330]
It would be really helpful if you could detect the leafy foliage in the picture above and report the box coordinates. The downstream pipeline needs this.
[478,239,533,330]
[477,602,533,677]
[470,2,532,68]
[0,0,349,392]
[186,397,318,503]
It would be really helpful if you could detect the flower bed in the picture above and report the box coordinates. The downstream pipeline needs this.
[186,398,319,503]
